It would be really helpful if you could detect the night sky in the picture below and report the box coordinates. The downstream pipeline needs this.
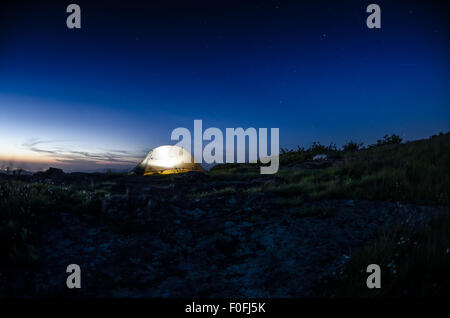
[1,0,449,171]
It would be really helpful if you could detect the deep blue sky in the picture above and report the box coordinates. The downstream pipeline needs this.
[0,0,449,171]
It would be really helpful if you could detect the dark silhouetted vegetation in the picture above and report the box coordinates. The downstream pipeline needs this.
[343,141,364,152]
[374,134,403,146]
[320,209,450,297]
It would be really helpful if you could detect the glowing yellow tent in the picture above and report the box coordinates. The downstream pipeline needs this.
[133,145,204,175]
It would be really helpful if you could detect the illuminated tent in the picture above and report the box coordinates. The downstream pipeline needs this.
[133,145,204,175]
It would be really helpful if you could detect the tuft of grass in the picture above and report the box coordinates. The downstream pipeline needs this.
[188,187,237,199]
[273,196,305,207]
[320,209,450,297]
[209,164,261,181]
[244,186,263,194]
[0,180,103,268]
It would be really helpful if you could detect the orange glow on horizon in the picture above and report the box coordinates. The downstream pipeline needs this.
[0,153,59,164]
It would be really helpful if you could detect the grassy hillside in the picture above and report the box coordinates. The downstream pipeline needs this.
[209,132,450,206]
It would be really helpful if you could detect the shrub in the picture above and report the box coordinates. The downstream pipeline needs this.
[343,141,363,152]
[309,142,328,153]
[375,134,403,146]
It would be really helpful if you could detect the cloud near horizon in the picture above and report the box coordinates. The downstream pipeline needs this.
[0,139,148,172]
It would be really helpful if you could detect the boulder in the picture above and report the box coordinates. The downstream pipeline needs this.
[312,154,328,161]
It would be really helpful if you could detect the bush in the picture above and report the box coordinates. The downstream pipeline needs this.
[309,142,337,153]
[343,141,363,152]
[375,134,403,146]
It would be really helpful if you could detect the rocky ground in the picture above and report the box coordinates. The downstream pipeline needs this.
[2,170,444,297]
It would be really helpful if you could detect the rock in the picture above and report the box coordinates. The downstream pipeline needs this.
[228,196,237,205]
[346,200,355,207]
[185,208,205,218]
[313,154,328,161]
